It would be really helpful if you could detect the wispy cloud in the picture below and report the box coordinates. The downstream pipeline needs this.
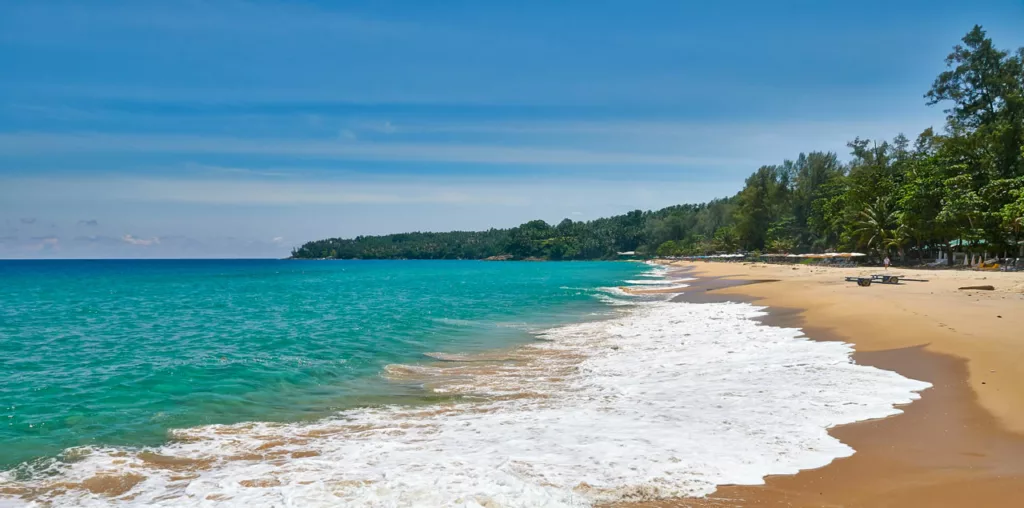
[0,234,292,259]
[0,113,944,170]
[343,118,926,136]
[20,217,36,224]
[4,2,418,44]
[104,178,528,206]
[184,163,293,178]
[77,219,99,226]
[73,235,120,245]
[1,174,735,212]
[0,132,754,166]
[122,234,159,246]
[20,236,61,252]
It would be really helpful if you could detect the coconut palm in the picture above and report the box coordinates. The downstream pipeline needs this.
[883,223,911,262]
[853,197,899,259]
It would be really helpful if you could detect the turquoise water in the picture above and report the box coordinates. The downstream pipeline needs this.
[0,260,644,469]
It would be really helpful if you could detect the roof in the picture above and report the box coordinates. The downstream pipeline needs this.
[949,239,987,247]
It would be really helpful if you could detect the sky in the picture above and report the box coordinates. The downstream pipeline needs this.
[2,1,1023,258]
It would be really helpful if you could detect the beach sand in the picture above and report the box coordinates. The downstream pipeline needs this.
[620,261,1024,507]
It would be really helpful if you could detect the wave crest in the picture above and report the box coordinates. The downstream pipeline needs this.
[0,301,930,507]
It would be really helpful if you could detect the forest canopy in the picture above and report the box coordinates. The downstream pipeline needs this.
[292,26,1024,262]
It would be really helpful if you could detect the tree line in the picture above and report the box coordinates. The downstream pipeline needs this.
[292,26,1023,263]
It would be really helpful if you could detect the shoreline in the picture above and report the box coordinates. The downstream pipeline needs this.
[1,262,935,506]
[622,261,1024,507]
[4,260,1022,505]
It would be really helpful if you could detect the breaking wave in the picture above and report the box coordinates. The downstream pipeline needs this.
[0,295,930,507]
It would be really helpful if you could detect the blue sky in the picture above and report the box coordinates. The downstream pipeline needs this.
[2,0,1023,258]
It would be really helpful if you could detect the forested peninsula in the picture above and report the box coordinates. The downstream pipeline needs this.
[292,27,1024,263]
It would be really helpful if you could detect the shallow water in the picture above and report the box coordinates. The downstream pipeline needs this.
[0,260,931,507]
[0,260,644,469]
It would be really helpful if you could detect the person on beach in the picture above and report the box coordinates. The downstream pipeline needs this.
[883,255,891,270]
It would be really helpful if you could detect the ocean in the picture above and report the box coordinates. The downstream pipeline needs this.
[0,260,929,506]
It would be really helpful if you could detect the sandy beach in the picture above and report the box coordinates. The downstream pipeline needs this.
[623,261,1024,507]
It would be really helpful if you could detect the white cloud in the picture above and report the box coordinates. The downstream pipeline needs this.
[6,2,418,44]
[184,163,292,178]
[0,132,755,167]
[0,174,743,259]
[1,234,294,260]
[3,177,534,206]
[0,236,61,256]
[0,112,948,170]
[122,234,160,246]
[1,174,736,215]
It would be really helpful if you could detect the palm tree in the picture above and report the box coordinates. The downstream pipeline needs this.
[853,197,898,260]
[883,224,911,262]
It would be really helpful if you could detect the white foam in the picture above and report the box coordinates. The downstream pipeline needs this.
[592,293,635,306]
[597,286,632,297]
[429,317,482,327]
[623,278,696,285]
[0,301,930,507]
[620,284,690,293]
[635,269,669,278]
[423,352,520,362]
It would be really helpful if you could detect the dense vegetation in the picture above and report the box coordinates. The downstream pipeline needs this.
[293,27,1024,263]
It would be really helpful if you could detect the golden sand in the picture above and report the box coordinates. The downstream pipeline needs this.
[620,261,1024,507]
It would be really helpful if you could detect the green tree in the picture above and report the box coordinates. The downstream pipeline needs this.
[853,197,899,259]
[735,166,787,250]
[896,152,945,261]
[289,26,1024,266]
[656,240,679,257]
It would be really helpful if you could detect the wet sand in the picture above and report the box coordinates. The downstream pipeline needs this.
[620,262,1024,507]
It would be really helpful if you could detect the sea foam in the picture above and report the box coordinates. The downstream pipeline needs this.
[0,297,930,507]
[622,278,696,285]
